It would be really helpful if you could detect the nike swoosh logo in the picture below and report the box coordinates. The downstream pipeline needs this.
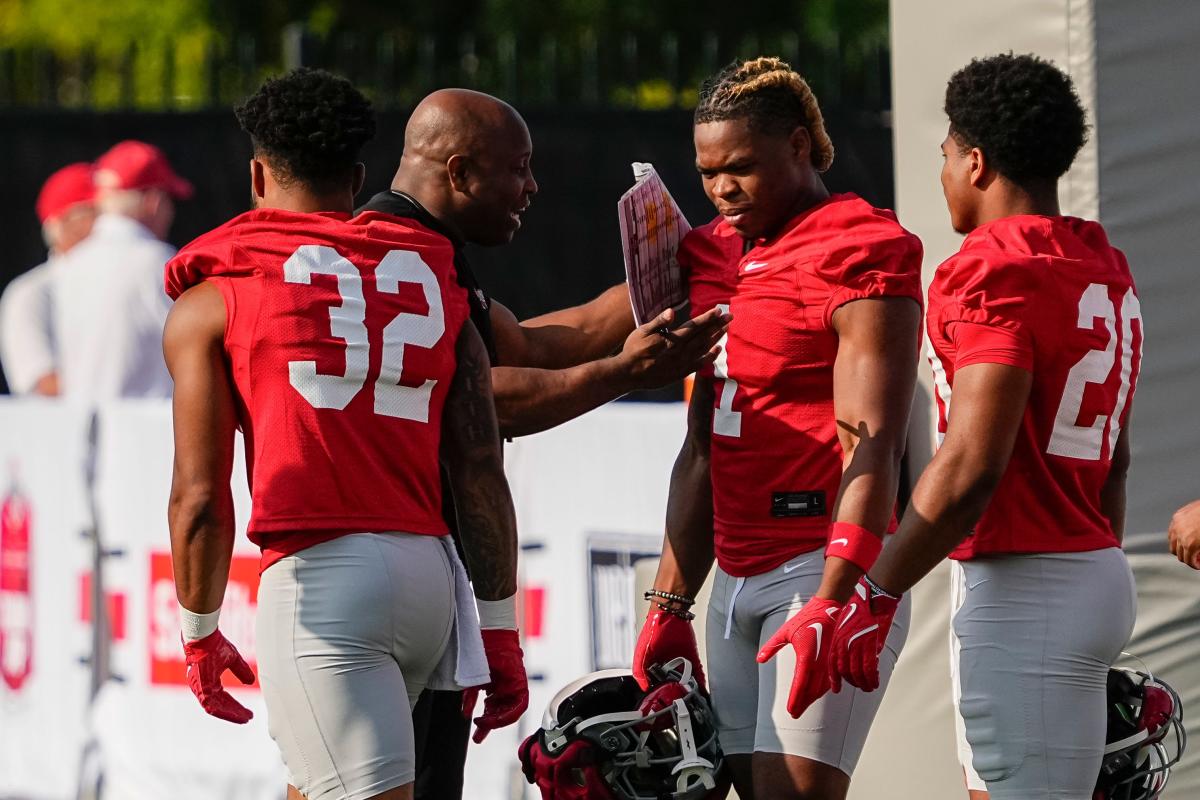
[829,537,849,547]
[807,622,823,658]
[838,603,857,629]
[781,558,813,574]
[847,623,879,647]
[742,260,770,272]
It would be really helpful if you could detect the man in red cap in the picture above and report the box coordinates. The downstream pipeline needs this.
[51,140,193,400]
[0,162,97,395]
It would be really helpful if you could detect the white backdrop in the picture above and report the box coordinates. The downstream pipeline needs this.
[0,400,92,800]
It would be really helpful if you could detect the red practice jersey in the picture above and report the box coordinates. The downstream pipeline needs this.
[166,210,470,570]
[926,215,1141,559]
[684,195,924,577]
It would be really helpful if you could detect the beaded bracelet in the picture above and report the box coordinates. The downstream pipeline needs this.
[644,589,695,607]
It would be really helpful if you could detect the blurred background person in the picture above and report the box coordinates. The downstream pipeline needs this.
[51,140,193,401]
[0,162,96,396]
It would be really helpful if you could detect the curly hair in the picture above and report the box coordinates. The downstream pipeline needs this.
[694,57,834,172]
[235,68,376,193]
[944,53,1087,185]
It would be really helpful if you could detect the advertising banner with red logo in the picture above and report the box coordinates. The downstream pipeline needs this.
[90,401,286,800]
[0,399,93,800]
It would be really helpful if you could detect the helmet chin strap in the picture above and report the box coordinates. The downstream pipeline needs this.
[670,697,716,796]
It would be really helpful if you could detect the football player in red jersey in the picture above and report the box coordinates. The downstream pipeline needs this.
[164,69,523,800]
[828,54,1141,800]
[634,58,924,800]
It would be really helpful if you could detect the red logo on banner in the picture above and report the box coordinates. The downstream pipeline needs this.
[0,478,34,692]
[149,552,260,687]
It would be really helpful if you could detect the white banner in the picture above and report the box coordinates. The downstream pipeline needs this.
[0,399,93,800]
[90,400,286,800]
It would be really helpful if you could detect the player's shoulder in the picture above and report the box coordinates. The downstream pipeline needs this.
[817,194,922,256]
[348,210,457,252]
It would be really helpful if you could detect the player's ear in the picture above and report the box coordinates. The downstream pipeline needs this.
[351,163,366,198]
[789,126,812,166]
[250,159,267,200]
[446,154,471,193]
[967,147,988,188]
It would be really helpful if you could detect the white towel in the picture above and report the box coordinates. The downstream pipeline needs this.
[427,535,490,690]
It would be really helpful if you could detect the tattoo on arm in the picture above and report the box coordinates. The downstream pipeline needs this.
[441,322,519,600]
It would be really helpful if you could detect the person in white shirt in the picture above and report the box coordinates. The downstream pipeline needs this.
[0,163,97,395]
[51,140,193,401]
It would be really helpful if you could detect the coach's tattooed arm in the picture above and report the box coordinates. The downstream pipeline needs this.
[441,320,519,600]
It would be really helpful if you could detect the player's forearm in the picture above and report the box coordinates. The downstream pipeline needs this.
[815,435,905,602]
[519,284,635,366]
[168,484,236,613]
[448,463,519,600]
[491,359,633,437]
[1100,429,1131,544]
[655,441,716,597]
[868,445,1002,595]
[1099,473,1127,545]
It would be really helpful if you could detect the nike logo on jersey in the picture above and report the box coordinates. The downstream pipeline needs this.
[807,622,823,658]
[781,557,813,574]
[829,537,849,547]
[741,260,770,273]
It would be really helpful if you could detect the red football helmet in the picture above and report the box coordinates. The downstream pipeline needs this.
[518,658,723,800]
[1094,666,1186,800]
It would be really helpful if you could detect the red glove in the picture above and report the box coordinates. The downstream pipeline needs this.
[182,630,256,724]
[756,597,842,718]
[518,732,616,800]
[632,608,706,692]
[828,576,901,693]
[462,628,528,743]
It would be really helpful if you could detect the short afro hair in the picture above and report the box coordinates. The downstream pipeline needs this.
[944,53,1087,186]
[235,68,376,194]
[695,57,834,172]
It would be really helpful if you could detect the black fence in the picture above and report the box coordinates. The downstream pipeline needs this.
[0,105,893,325]
[0,29,890,112]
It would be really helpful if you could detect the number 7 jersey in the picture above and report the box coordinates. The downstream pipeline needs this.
[165,209,470,570]
[926,214,1142,558]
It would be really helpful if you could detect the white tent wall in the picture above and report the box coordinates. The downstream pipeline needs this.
[884,1,1200,797]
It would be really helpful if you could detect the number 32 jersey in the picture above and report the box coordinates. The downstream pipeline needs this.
[926,215,1142,559]
[165,210,470,569]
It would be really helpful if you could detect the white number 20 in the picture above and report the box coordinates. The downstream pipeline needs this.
[284,245,445,422]
[1046,283,1142,460]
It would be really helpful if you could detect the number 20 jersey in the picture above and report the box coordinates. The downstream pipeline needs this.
[165,210,470,568]
[925,215,1142,559]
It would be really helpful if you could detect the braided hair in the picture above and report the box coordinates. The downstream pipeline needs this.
[695,57,834,172]
[235,67,376,194]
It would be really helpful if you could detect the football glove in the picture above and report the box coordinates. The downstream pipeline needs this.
[757,597,842,718]
[462,628,528,743]
[182,629,255,724]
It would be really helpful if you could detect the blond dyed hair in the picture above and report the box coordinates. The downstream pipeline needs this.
[695,56,834,172]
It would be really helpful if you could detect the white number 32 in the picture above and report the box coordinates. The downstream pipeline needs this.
[283,245,445,422]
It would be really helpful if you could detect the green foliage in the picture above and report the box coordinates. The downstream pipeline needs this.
[0,0,891,110]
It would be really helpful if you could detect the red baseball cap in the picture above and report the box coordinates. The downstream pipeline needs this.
[36,162,96,224]
[94,140,194,200]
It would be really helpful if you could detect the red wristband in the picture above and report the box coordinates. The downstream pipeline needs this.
[825,522,883,573]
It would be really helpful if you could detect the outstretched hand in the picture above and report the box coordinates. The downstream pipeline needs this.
[616,306,731,391]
